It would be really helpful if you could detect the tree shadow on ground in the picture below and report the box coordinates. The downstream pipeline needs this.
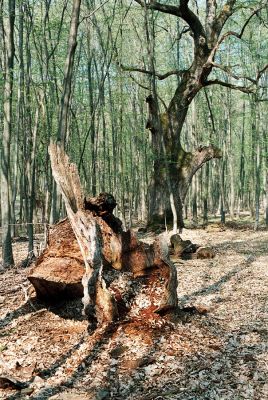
[5,323,120,399]
[1,299,217,399]
[2,249,267,399]
[138,319,267,399]
[6,311,266,400]
[0,298,45,330]
[36,335,86,380]
[177,263,247,305]
[0,297,86,332]
[212,237,268,257]
[3,285,267,400]
[47,298,85,321]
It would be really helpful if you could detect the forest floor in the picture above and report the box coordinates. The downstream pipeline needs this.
[0,224,268,400]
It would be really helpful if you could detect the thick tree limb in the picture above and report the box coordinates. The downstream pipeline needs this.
[134,0,206,40]
[178,0,206,40]
[179,145,222,201]
[134,0,180,18]
[206,0,217,45]
[214,0,237,34]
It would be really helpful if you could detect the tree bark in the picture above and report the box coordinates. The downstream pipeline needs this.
[1,0,15,268]
[145,79,221,230]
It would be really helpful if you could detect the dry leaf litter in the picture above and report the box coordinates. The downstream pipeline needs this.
[0,227,267,399]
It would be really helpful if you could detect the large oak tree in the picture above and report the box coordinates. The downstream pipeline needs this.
[130,0,267,230]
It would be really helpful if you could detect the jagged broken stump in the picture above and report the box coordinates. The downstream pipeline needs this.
[29,144,178,328]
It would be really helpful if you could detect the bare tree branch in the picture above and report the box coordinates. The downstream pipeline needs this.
[79,0,110,24]
[204,79,255,94]
[210,62,257,84]
[207,6,266,64]
[128,73,150,91]
[257,63,268,80]
[119,63,184,80]
[207,62,268,92]
[127,74,168,110]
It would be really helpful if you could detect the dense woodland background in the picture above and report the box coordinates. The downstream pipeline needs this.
[0,0,268,266]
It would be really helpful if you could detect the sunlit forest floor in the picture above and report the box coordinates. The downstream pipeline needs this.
[0,224,268,400]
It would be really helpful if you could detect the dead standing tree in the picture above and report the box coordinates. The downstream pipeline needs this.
[48,143,178,328]
[130,0,268,230]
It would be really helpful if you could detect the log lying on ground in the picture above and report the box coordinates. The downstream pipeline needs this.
[169,234,215,260]
[28,143,178,328]
[170,234,198,258]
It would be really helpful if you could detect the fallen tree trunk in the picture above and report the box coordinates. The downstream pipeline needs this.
[30,143,178,328]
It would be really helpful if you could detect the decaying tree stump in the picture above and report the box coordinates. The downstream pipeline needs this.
[28,219,84,300]
[170,234,198,258]
[169,234,215,260]
[42,143,178,328]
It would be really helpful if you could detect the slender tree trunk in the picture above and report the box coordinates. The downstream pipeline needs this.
[27,105,39,254]
[264,172,268,228]
[253,102,261,230]
[203,163,209,224]
[192,175,198,225]
[1,0,15,267]
[220,159,226,224]
[57,0,81,142]
[51,0,81,223]
[264,117,268,227]
[238,101,246,217]
[226,89,235,220]
[87,50,97,196]
[11,2,24,238]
